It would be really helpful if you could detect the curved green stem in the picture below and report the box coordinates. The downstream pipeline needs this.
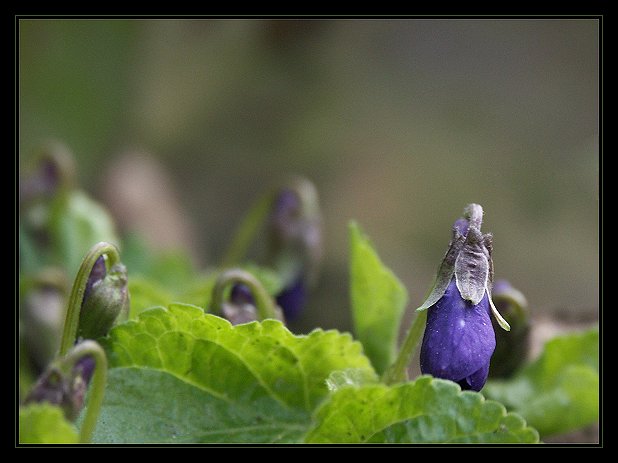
[211,269,278,320]
[59,242,120,356]
[221,190,276,267]
[62,340,107,443]
[382,309,427,385]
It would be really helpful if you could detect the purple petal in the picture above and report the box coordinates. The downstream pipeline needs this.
[73,354,96,385]
[457,362,490,391]
[420,279,495,391]
[272,189,301,219]
[276,275,306,321]
[83,256,106,302]
[230,283,255,306]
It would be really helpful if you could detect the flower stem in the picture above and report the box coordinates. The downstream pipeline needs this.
[62,340,107,443]
[211,269,278,320]
[221,190,275,267]
[382,309,427,385]
[59,242,120,357]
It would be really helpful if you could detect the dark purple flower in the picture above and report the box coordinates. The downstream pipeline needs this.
[276,275,307,321]
[267,179,323,321]
[24,352,97,421]
[416,204,510,392]
[420,279,496,391]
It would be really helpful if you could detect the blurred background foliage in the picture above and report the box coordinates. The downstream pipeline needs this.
[19,19,599,333]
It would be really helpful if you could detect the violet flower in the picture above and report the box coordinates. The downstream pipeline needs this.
[77,260,129,340]
[275,274,306,321]
[25,351,97,421]
[418,204,510,391]
[268,180,322,321]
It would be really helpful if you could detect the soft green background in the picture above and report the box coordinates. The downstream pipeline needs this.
[19,19,599,332]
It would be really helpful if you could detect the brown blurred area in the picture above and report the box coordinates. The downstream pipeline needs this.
[19,19,599,336]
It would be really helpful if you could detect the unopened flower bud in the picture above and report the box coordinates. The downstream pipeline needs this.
[24,367,69,411]
[212,270,285,325]
[20,271,67,373]
[275,275,306,321]
[24,348,97,421]
[19,142,75,204]
[268,178,322,320]
[77,261,129,340]
[418,204,509,391]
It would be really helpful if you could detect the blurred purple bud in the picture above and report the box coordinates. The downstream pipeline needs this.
[24,350,98,421]
[230,283,255,306]
[24,368,68,409]
[276,275,307,322]
[73,355,96,385]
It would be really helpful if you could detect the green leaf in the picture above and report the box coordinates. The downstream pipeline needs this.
[349,222,408,375]
[19,404,79,444]
[326,368,379,392]
[127,276,175,319]
[96,303,376,443]
[484,328,599,437]
[305,376,539,443]
[128,265,281,320]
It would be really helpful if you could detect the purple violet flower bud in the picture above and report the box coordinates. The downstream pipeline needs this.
[275,274,307,321]
[230,283,255,306]
[24,351,97,421]
[24,367,69,411]
[416,204,510,392]
[84,255,107,301]
[267,179,322,321]
[19,142,75,204]
[420,279,495,391]
[221,283,259,326]
[77,262,129,340]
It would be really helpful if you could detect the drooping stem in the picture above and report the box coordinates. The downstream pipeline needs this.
[59,242,120,356]
[221,190,276,268]
[62,340,107,444]
[211,269,278,320]
[382,309,427,385]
